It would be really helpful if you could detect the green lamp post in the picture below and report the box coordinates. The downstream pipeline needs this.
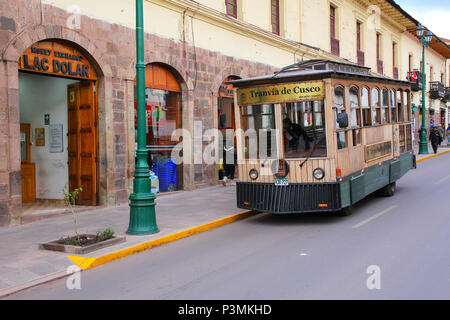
[127,0,159,235]
[416,24,433,155]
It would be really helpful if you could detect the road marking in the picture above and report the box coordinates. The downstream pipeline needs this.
[299,253,308,256]
[352,205,398,229]
[435,174,450,185]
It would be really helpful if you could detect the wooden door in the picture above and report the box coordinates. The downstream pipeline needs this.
[20,123,36,202]
[68,81,98,205]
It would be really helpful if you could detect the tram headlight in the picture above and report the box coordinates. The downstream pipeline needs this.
[249,169,259,180]
[313,168,325,180]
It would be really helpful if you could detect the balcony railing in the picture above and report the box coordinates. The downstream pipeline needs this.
[331,37,340,56]
[377,60,383,75]
[393,67,399,80]
[407,70,423,91]
[357,50,365,66]
[429,81,445,99]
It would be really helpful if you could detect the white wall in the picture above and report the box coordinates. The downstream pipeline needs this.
[19,72,79,200]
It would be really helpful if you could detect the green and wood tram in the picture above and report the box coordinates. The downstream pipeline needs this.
[229,59,416,215]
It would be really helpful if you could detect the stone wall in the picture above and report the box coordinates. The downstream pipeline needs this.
[0,0,278,225]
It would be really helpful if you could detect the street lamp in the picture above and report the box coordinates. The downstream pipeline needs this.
[127,0,159,235]
[416,24,433,154]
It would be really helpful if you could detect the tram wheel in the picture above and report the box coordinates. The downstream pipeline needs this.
[382,182,396,197]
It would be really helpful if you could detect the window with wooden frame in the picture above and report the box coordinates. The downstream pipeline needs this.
[404,91,411,122]
[371,87,381,125]
[334,86,347,150]
[361,87,371,126]
[376,33,383,74]
[271,0,280,35]
[393,42,398,79]
[381,88,389,124]
[330,5,340,56]
[356,21,364,66]
[333,86,345,129]
[225,0,237,18]
[389,89,397,123]
[349,86,361,127]
[349,86,361,146]
[397,90,404,122]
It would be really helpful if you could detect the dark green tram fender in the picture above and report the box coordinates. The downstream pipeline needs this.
[339,151,416,207]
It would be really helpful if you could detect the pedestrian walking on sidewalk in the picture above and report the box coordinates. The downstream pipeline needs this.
[222,143,237,186]
[429,126,443,154]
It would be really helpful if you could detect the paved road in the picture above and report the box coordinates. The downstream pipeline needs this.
[5,153,450,300]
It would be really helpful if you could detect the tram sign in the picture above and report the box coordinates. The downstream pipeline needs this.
[237,81,324,105]
[18,40,97,81]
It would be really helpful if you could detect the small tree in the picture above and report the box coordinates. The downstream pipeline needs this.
[63,184,83,242]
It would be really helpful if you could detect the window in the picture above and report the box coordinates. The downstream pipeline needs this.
[333,86,345,129]
[352,129,361,146]
[397,90,404,122]
[225,0,237,18]
[240,104,277,159]
[361,87,371,126]
[404,91,411,122]
[376,33,383,74]
[271,0,280,35]
[330,6,339,56]
[356,21,364,66]
[371,88,381,125]
[381,89,389,124]
[349,86,361,127]
[389,89,397,122]
[393,42,398,79]
[282,100,327,158]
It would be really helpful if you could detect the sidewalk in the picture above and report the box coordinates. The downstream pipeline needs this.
[0,184,253,297]
[413,142,450,161]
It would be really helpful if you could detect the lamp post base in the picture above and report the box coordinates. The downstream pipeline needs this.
[418,140,429,155]
[127,193,159,235]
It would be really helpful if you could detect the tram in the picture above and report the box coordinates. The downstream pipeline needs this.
[229,59,415,215]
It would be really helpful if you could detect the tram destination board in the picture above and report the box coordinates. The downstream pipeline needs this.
[237,81,324,105]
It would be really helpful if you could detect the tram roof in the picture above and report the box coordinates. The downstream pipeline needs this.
[228,59,411,88]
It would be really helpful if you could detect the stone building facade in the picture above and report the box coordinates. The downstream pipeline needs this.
[0,0,287,226]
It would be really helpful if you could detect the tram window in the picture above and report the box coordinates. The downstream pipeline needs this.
[361,87,371,126]
[240,104,277,159]
[337,131,348,150]
[282,100,327,158]
[382,89,389,123]
[371,88,381,125]
[397,90,404,122]
[390,89,397,122]
[404,91,411,121]
[349,86,361,127]
[352,129,361,146]
[333,86,345,129]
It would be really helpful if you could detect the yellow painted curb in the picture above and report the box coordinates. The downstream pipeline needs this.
[416,149,450,162]
[68,210,258,270]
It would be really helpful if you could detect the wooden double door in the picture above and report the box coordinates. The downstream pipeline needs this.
[67,81,99,206]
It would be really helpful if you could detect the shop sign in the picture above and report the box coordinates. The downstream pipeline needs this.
[237,81,324,105]
[18,41,97,81]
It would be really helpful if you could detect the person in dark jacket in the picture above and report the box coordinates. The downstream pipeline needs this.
[283,118,311,152]
[429,126,442,154]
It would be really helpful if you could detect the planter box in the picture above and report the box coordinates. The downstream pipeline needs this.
[39,235,126,254]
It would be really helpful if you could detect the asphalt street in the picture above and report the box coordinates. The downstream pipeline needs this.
[5,153,450,300]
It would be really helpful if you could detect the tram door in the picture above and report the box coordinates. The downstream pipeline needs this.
[67,81,98,205]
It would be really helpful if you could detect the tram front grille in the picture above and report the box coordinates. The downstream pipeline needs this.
[237,182,341,214]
